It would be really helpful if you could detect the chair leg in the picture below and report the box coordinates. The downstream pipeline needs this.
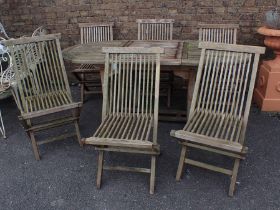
[176,145,187,181]
[74,120,83,147]
[229,158,240,197]
[150,155,156,194]
[96,151,104,189]
[29,131,40,160]
[167,85,171,108]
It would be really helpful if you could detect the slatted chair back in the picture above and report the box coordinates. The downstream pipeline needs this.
[79,23,113,44]
[189,42,265,144]
[102,47,163,143]
[0,22,9,39]
[198,24,239,44]
[3,34,73,115]
[137,19,174,41]
[32,26,48,37]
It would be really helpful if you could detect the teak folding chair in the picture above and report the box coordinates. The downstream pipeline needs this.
[72,23,114,102]
[198,24,239,44]
[84,47,163,194]
[3,34,83,160]
[137,19,174,107]
[171,42,265,196]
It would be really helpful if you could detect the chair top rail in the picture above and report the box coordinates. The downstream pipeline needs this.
[102,47,164,54]
[199,42,265,54]
[79,23,114,27]
[136,19,175,24]
[2,33,61,46]
[198,24,239,29]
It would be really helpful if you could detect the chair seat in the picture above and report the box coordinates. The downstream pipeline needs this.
[72,64,100,73]
[23,90,72,111]
[21,98,81,119]
[85,114,156,149]
[173,110,244,153]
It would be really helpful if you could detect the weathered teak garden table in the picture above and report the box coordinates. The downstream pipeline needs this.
[63,40,200,120]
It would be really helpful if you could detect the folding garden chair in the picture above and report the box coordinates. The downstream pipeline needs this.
[171,42,265,196]
[137,19,174,107]
[72,23,114,102]
[198,24,239,44]
[2,34,83,160]
[84,47,163,194]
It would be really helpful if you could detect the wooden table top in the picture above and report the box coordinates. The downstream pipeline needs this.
[62,40,200,67]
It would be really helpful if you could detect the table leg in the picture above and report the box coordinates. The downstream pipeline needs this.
[99,67,104,93]
[186,69,196,118]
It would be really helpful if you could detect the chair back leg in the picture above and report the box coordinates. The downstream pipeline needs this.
[176,145,187,181]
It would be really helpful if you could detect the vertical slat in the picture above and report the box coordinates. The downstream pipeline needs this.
[152,53,160,144]
[137,55,142,115]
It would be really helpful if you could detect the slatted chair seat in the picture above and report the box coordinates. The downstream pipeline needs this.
[23,91,72,111]
[85,114,155,148]
[171,42,265,196]
[84,47,163,194]
[72,23,114,102]
[179,110,244,152]
[72,64,99,73]
[3,34,83,160]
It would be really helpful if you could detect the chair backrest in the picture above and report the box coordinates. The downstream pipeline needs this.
[2,34,73,114]
[198,24,239,44]
[102,47,163,141]
[79,23,113,44]
[137,19,174,41]
[0,22,9,40]
[190,43,265,142]
[32,26,48,37]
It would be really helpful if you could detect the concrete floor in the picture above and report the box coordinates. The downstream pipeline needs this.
[0,86,280,210]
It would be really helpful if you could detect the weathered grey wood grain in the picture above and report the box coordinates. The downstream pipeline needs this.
[84,47,163,194]
[3,34,83,160]
[171,42,265,196]
[198,24,239,44]
[73,23,114,102]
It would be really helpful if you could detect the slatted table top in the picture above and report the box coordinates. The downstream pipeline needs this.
[63,40,200,67]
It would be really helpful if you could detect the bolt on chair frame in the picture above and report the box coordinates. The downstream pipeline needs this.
[84,47,164,194]
[171,42,265,196]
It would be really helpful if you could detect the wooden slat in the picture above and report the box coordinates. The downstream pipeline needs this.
[103,166,151,174]
[185,159,233,176]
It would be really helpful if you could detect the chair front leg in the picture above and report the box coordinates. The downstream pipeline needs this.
[176,145,187,181]
[74,120,83,147]
[229,158,241,197]
[150,155,156,194]
[29,131,40,160]
[97,151,104,189]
